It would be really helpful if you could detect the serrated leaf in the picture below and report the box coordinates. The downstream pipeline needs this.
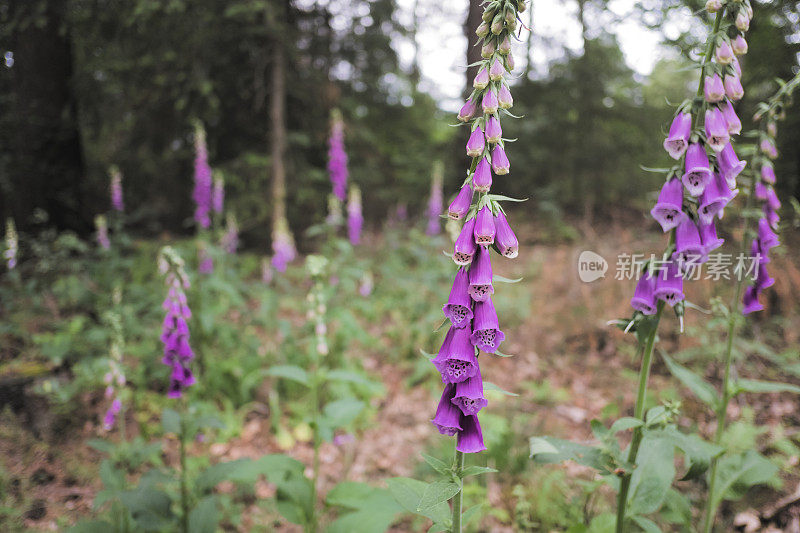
[417,481,461,513]
[188,496,218,533]
[483,381,518,396]
[610,417,644,434]
[420,453,450,475]
[461,466,497,478]
[387,477,451,526]
[627,434,674,515]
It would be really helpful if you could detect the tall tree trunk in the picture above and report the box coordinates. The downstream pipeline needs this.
[270,42,287,228]
[6,0,86,232]
[464,0,483,94]
[524,4,534,78]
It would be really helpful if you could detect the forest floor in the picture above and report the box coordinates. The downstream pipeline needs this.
[3,221,800,532]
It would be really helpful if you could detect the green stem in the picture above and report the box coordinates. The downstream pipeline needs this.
[451,449,465,533]
[701,136,757,533]
[616,303,665,533]
[310,314,322,533]
[179,415,189,533]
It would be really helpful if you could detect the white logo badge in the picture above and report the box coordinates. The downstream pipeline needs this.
[578,251,608,283]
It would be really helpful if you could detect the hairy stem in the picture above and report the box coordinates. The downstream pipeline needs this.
[702,135,757,533]
[451,449,465,533]
[616,303,665,533]
[179,415,189,533]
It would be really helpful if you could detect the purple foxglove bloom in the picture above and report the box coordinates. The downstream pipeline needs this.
[347,186,363,245]
[456,414,487,453]
[742,286,764,314]
[103,398,122,431]
[110,170,124,212]
[704,108,730,152]
[95,215,110,250]
[198,247,214,274]
[706,0,722,13]
[715,40,734,64]
[506,52,516,71]
[767,122,778,137]
[722,100,742,135]
[491,144,510,175]
[160,258,195,399]
[732,57,742,78]
[426,172,443,236]
[473,206,495,245]
[699,173,737,225]
[482,90,499,115]
[212,176,224,214]
[498,84,513,109]
[681,143,713,197]
[718,143,746,188]
[704,74,725,103]
[766,188,781,210]
[761,162,776,184]
[761,139,778,159]
[489,58,504,81]
[452,367,487,416]
[443,268,474,328]
[449,185,473,219]
[654,261,685,307]
[699,221,724,254]
[736,12,750,32]
[755,182,768,201]
[758,218,779,250]
[4,219,18,270]
[756,263,775,290]
[663,112,692,160]
[498,35,511,55]
[650,179,687,232]
[433,327,479,383]
[494,211,518,259]
[220,215,239,254]
[327,117,349,201]
[630,271,657,315]
[454,217,478,265]
[724,74,744,101]
[485,115,502,144]
[192,126,213,229]
[742,286,764,315]
[473,157,492,192]
[272,229,296,273]
[673,218,705,267]
[470,299,505,353]
[732,35,748,55]
[432,384,462,436]
[466,127,486,157]
[751,239,768,265]
[473,67,489,89]
[468,246,494,302]
[458,98,476,122]
[764,204,780,230]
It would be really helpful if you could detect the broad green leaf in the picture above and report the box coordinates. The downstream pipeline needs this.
[420,453,450,475]
[461,503,484,525]
[661,353,718,408]
[99,459,125,492]
[87,439,115,455]
[322,399,365,429]
[188,496,218,533]
[461,466,497,478]
[266,365,310,386]
[632,515,661,533]
[195,459,254,492]
[387,477,451,526]
[326,370,384,394]
[119,487,174,530]
[628,434,674,515]
[610,417,644,434]
[529,436,613,474]
[327,483,402,533]
[492,275,523,284]
[734,378,800,395]
[417,481,461,513]
[709,450,778,508]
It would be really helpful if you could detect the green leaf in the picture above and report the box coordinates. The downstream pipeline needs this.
[492,275,523,284]
[734,378,800,395]
[660,352,718,408]
[322,399,365,429]
[529,436,613,474]
[417,481,461,513]
[461,466,497,478]
[327,483,402,533]
[326,370,384,394]
[632,515,661,533]
[66,521,115,533]
[610,417,644,434]
[420,453,451,475]
[87,439,115,455]
[99,459,125,492]
[709,450,778,508]
[627,434,675,515]
[483,381,518,396]
[119,487,174,530]
[188,496,218,533]
[387,477,451,526]
[266,365,310,386]
[461,503,484,525]
[195,459,255,492]
[162,408,181,434]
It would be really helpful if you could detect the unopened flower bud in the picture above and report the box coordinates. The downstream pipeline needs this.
[732,35,748,55]
[498,84,513,109]
[482,3,497,22]
[715,40,733,64]
[473,157,493,192]
[735,12,750,32]
[489,58,505,81]
[466,127,486,157]
[485,115,502,143]
[491,14,504,35]
[482,90,499,115]
[448,185,473,219]
[458,98,476,122]
[473,67,489,89]
[703,74,724,103]
[767,121,777,137]
[516,0,526,13]
[481,42,494,59]
[506,52,515,71]
[491,145,510,175]
[724,73,744,101]
[476,21,490,38]
[504,8,516,26]
[705,0,721,13]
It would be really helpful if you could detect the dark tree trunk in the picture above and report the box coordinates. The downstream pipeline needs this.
[6,0,86,232]
[464,0,483,94]
[270,41,287,228]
